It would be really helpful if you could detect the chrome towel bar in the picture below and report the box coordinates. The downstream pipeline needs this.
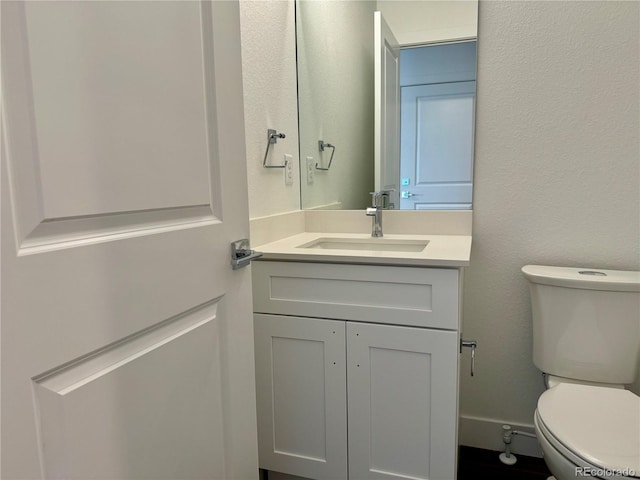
[263,129,287,168]
[316,140,335,170]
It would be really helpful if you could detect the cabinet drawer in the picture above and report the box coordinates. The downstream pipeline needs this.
[252,261,459,330]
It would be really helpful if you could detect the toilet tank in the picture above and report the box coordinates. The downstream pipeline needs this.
[522,265,640,385]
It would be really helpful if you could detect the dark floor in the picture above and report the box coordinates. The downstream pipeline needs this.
[261,446,553,480]
[458,446,552,480]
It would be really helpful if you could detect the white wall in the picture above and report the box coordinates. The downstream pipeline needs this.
[377,0,477,45]
[239,1,300,219]
[298,0,376,210]
[460,0,640,451]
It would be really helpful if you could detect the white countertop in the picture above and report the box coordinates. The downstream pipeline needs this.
[254,232,472,267]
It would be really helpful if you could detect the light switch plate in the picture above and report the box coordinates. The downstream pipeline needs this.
[306,157,314,184]
[284,154,293,185]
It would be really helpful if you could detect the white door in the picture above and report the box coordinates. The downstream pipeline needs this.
[253,314,347,480]
[374,11,400,209]
[400,81,476,210]
[1,2,258,479]
[347,322,459,480]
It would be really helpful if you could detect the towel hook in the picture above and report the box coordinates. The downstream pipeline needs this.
[263,129,287,168]
[316,140,335,170]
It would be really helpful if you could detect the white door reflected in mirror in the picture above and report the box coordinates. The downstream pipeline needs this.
[399,42,476,210]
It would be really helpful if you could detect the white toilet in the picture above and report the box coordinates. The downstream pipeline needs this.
[522,265,640,480]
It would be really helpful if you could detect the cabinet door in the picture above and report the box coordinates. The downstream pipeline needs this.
[347,322,459,480]
[254,314,347,480]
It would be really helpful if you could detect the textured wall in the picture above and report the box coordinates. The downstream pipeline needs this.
[461,0,640,435]
[239,1,300,219]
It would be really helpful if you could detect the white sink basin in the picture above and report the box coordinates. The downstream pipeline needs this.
[298,237,429,252]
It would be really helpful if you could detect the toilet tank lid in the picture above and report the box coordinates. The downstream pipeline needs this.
[522,265,640,292]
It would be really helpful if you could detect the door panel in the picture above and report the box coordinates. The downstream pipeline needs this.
[3,0,221,250]
[33,300,225,480]
[347,322,459,480]
[1,2,258,479]
[23,1,212,219]
[254,314,347,480]
[400,81,476,210]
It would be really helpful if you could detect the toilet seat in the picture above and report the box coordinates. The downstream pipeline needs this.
[544,373,624,390]
[536,383,640,478]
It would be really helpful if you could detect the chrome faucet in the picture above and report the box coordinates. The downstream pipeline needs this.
[366,191,385,237]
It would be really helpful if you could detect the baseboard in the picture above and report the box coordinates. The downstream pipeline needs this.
[458,415,543,458]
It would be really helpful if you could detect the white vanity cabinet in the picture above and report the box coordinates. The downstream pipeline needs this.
[252,261,463,480]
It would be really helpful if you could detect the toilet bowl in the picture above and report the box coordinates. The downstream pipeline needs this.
[534,382,640,480]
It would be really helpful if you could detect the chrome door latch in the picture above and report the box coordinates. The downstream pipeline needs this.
[460,339,478,376]
[231,239,263,270]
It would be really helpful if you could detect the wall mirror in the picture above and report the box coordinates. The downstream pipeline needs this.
[296,0,478,211]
